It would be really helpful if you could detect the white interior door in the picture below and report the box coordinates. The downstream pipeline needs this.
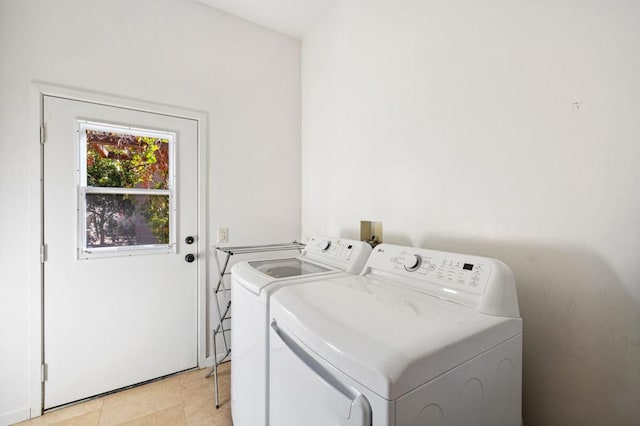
[43,95,199,409]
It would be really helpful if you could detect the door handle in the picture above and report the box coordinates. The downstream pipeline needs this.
[185,254,195,263]
[271,320,361,403]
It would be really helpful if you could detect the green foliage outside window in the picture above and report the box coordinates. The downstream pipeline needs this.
[86,130,170,247]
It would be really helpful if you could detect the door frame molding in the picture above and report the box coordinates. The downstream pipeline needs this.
[28,81,209,417]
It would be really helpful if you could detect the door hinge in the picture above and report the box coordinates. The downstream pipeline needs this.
[40,124,46,145]
[40,244,47,263]
[41,363,48,382]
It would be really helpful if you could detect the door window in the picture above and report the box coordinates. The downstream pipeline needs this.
[78,121,175,258]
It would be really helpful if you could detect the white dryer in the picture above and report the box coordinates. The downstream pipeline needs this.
[269,243,522,426]
[230,236,372,426]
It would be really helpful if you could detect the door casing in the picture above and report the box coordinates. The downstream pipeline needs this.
[28,82,210,417]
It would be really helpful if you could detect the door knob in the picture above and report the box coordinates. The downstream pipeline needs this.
[185,254,195,263]
[185,236,195,245]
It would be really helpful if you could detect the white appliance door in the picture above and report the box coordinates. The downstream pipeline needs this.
[269,320,371,426]
[43,96,198,409]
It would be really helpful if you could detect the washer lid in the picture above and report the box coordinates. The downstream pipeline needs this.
[270,275,522,400]
[249,258,331,278]
[232,258,336,295]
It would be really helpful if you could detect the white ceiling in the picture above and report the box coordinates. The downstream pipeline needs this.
[196,0,335,39]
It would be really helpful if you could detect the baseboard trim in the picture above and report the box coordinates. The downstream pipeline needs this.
[0,407,32,426]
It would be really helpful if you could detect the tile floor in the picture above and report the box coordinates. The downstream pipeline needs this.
[18,362,232,426]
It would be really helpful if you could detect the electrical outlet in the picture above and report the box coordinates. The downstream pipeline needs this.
[217,227,229,244]
[360,221,382,247]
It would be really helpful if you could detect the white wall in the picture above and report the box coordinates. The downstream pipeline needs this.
[0,0,300,421]
[302,0,640,424]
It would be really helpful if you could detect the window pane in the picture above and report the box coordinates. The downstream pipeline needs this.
[86,129,170,190]
[85,194,170,248]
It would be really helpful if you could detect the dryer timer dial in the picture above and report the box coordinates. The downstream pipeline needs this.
[403,254,422,272]
[319,240,331,251]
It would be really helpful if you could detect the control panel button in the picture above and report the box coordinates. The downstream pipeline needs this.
[403,254,422,272]
[319,240,331,251]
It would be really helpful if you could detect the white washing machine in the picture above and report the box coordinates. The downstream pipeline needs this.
[269,243,522,426]
[230,236,372,426]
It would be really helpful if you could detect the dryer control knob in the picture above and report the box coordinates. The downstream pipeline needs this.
[403,254,422,272]
[320,240,331,251]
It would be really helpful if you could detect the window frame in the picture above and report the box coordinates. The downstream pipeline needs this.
[76,120,177,259]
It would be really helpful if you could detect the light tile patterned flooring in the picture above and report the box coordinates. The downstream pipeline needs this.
[18,362,232,426]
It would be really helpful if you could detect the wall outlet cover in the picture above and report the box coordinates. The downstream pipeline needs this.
[217,227,229,243]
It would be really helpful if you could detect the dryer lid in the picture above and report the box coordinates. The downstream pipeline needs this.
[270,275,522,400]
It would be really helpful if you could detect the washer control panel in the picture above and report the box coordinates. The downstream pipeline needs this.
[302,237,373,274]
